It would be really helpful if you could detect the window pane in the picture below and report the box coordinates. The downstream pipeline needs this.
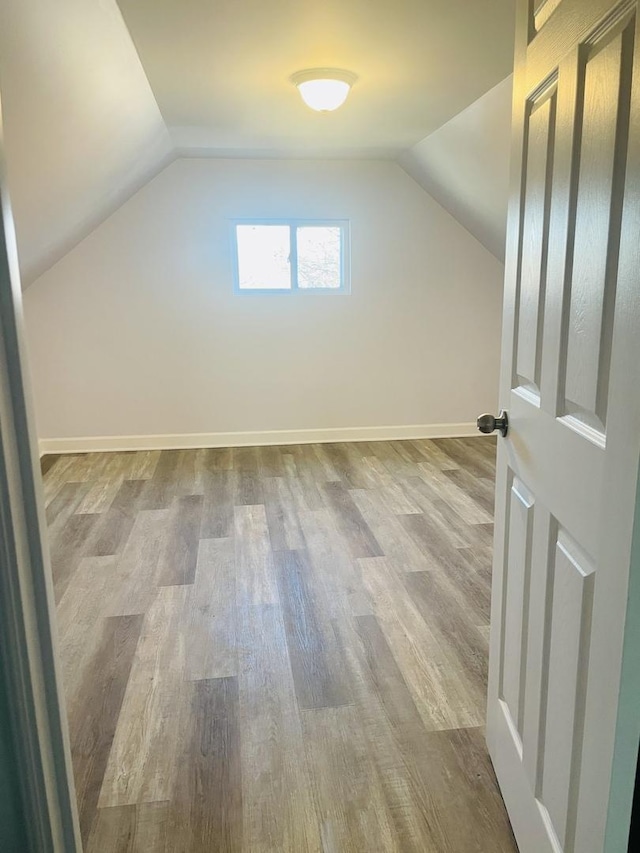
[236,225,291,290]
[296,226,342,289]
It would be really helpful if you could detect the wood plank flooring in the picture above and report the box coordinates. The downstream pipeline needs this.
[43,438,516,852]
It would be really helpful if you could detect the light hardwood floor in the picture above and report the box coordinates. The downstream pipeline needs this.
[42,437,516,852]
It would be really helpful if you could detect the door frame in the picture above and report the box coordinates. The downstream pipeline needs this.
[604,469,640,852]
[0,116,81,850]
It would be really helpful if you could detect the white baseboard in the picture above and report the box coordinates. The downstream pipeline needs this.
[38,422,482,455]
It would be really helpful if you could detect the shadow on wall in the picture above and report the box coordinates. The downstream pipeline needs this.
[399,75,513,262]
[0,0,172,287]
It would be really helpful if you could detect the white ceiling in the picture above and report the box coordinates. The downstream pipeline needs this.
[0,0,172,285]
[0,0,516,287]
[117,0,516,156]
[400,75,513,259]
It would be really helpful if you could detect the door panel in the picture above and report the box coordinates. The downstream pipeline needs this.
[501,477,535,743]
[563,26,633,433]
[540,530,595,849]
[487,2,640,852]
[517,90,556,398]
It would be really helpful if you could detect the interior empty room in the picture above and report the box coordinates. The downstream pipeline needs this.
[0,1,639,852]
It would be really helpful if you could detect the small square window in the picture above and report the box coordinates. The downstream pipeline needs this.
[232,220,349,293]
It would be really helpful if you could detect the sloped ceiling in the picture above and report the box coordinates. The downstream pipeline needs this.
[399,76,513,261]
[117,0,515,156]
[0,0,173,286]
[0,1,515,285]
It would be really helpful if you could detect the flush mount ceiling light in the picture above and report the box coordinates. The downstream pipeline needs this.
[290,68,358,112]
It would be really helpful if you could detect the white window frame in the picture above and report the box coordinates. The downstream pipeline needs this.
[231,219,351,294]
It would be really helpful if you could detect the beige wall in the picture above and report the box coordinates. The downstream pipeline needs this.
[23,158,504,444]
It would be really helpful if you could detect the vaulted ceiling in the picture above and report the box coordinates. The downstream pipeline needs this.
[0,0,172,285]
[117,0,516,156]
[401,76,513,261]
[0,0,516,286]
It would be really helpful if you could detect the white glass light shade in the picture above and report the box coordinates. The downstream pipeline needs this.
[291,69,357,112]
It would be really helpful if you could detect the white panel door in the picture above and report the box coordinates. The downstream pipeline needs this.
[487,1,640,851]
